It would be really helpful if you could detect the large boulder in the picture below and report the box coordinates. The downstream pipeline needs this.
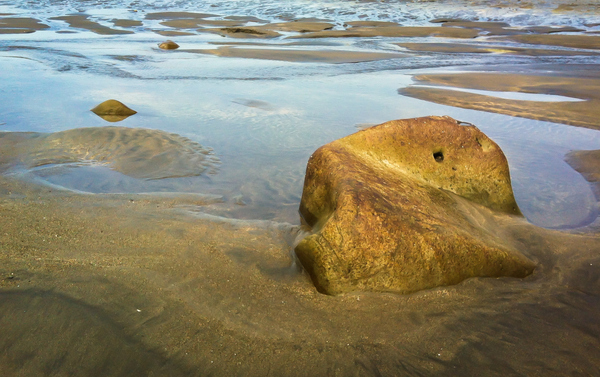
[295,116,535,295]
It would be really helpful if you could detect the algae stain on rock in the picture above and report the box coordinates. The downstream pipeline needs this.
[295,116,535,296]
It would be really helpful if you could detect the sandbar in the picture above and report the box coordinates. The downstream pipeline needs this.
[0,17,50,34]
[566,150,600,199]
[440,20,520,36]
[112,19,143,28]
[182,46,406,63]
[153,30,196,37]
[202,27,282,39]
[160,19,246,29]
[287,26,480,39]
[400,71,600,130]
[50,15,134,35]
[145,12,218,20]
[499,34,600,49]
[396,42,599,56]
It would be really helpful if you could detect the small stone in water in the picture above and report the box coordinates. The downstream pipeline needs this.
[158,40,179,50]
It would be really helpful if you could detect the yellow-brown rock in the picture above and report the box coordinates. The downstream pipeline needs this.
[158,40,180,49]
[295,116,535,295]
[90,99,137,122]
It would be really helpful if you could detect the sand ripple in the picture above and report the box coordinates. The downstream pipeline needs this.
[1,127,220,180]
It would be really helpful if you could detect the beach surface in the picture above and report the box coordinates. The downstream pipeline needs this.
[2,0,600,375]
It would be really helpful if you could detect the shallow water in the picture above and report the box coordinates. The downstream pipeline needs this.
[1,0,600,375]
[1,42,599,226]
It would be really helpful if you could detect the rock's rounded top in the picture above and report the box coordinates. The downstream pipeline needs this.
[325,115,520,214]
[158,40,179,50]
[90,99,137,117]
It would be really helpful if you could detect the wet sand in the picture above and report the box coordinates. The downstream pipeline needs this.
[182,46,406,63]
[0,17,49,34]
[285,26,481,39]
[498,34,600,50]
[396,42,600,56]
[2,174,600,376]
[566,150,600,199]
[399,68,600,130]
[50,15,134,35]
[0,127,220,179]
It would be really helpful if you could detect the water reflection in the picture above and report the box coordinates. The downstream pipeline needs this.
[1,55,599,227]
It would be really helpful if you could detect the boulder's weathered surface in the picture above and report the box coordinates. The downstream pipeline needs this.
[90,99,137,122]
[295,116,535,295]
[158,40,180,49]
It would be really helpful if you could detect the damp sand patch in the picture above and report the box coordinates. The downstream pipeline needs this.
[255,21,335,33]
[0,17,50,34]
[287,26,480,39]
[438,20,520,36]
[193,21,335,39]
[396,42,600,56]
[399,70,600,130]
[111,19,143,28]
[436,21,582,36]
[566,150,600,199]
[201,26,282,39]
[159,19,247,29]
[50,15,134,35]
[145,12,219,20]
[153,30,196,37]
[498,34,600,50]
[181,46,406,63]
[232,98,277,111]
[0,127,220,180]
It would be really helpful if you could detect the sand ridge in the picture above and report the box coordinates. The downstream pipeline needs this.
[0,127,221,180]
[399,67,600,130]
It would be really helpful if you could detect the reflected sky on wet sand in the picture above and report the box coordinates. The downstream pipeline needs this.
[1,46,599,227]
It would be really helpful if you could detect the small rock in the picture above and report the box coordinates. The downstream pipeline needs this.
[91,99,137,116]
[158,40,179,50]
[90,99,137,122]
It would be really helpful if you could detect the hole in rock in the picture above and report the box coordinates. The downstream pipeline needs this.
[433,151,444,163]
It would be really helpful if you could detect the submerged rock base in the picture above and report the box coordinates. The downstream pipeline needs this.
[295,116,535,295]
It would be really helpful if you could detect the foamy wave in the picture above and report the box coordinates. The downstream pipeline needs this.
[3,0,599,29]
